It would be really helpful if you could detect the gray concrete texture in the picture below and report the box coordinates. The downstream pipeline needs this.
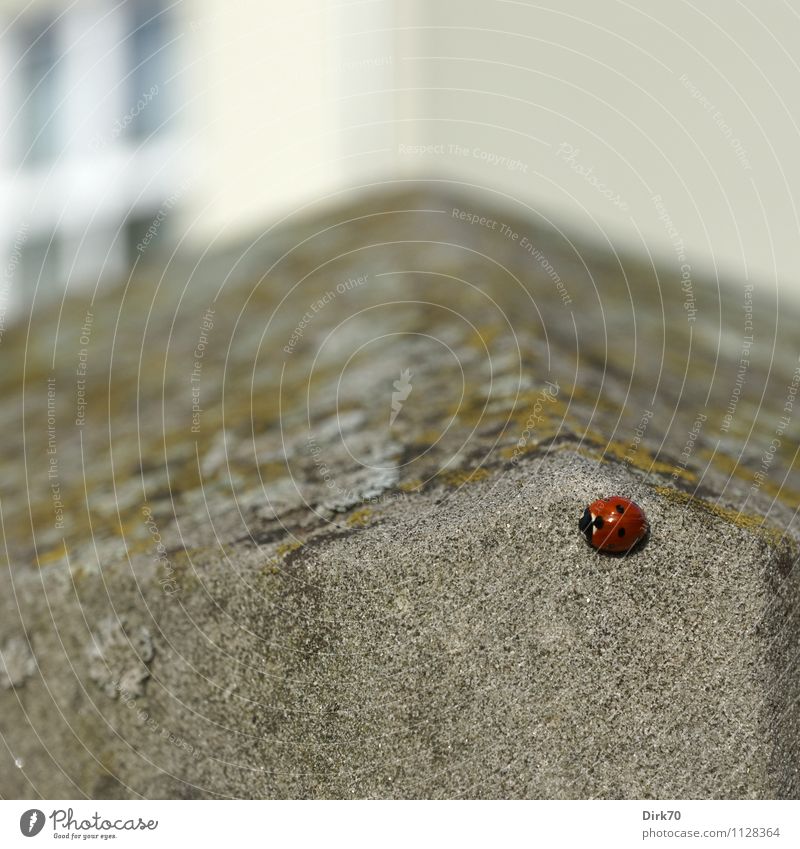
[0,185,798,798]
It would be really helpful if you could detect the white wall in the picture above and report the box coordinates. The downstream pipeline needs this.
[394,0,800,294]
[180,0,800,294]
[180,0,400,246]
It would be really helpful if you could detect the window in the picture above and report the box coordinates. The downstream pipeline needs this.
[18,18,60,164]
[127,0,172,140]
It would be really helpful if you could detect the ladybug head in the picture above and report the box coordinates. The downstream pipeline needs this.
[578,506,594,542]
[579,504,609,544]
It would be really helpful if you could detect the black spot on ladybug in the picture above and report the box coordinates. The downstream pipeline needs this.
[618,527,626,536]
[579,508,593,542]
[593,515,604,529]
[616,504,625,513]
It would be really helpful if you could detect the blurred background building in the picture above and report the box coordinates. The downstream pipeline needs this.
[0,0,188,307]
[1,0,798,320]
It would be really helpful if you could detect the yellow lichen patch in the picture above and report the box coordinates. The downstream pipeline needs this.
[123,539,154,558]
[506,406,563,433]
[112,513,149,540]
[556,388,620,416]
[257,461,290,481]
[170,459,206,493]
[346,508,374,527]
[414,428,446,445]
[578,431,697,482]
[694,449,754,484]
[438,467,490,487]
[260,540,304,576]
[446,393,492,425]
[397,479,423,493]
[759,479,800,506]
[578,427,614,449]
[36,541,68,566]
[652,485,794,550]
[648,459,686,478]
[276,541,303,557]
[696,447,800,507]
[606,439,693,480]
[467,324,502,352]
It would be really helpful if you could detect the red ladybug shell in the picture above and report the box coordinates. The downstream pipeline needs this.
[579,496,648,552]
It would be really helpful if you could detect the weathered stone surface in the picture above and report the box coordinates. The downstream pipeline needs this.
[0,185,798,798]
[0,637,37,690]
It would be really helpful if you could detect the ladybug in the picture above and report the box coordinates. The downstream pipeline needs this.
[579,496,648,552]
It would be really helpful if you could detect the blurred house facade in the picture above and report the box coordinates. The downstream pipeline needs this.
[0,0,192,318]
[1,0,796,323]
[0,0,403,321]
